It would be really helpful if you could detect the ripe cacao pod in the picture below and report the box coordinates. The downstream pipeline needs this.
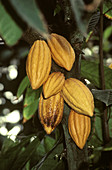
[47,33,75,71]
[68,109,91,149]
[38,92,64,134]
[62,78,94,117]
[109,63,112,69]
[26,40,51,89]
[43,72,65,98]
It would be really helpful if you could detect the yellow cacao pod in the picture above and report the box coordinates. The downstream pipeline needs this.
[26,40,51,89]
[43,72,65,98]
[47,33,75,71]
[109,63,112,69]
[68,109,91,149]
[38,92,64,134]
[62,78,94,117]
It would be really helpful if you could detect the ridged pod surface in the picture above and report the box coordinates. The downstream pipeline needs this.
[47,33,75,71]
[26,40,51,89]
[62,78,94,117]
[68,109,91,149]
[43,72,65,98]
[38,92,64,134]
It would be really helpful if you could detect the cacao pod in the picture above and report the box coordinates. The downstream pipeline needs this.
[43,72,65,98]
[47,33,75,71]
[26,40,51,89]
[62,78,94,117]
[109,63,112,69]
[68,109,91,149]
[38,92,64,134]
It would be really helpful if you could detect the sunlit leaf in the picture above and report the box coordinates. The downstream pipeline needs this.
[23,99,39,120]
[92,89,112,106]
[0,2,23,46]
[103,1,112,20]
[24,87,41,106]
[81,60,112,89]
[17,76,30,98]
[9,0,48,38]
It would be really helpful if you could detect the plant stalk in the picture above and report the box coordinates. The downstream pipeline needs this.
[99,0,110,145]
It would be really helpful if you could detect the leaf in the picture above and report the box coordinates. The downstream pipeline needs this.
[87,12,100,33]
[38,143,64,170]
[95,116,103,142]
[54,4,61,16]
[81,60,112,89]
[103,26,112,40]
[103,1,112,20]
[44,136,56,153]
[24,87,41,106]
[11,137,40,170]
[23,99,39,120]
[92,89,112,106]
[9,0,48,38]
[17,76,30,98]
[0,136,32,169]
[69,0,86,35]
[103,139,112,151]
[108,111,112,138]
[0,2,23,46]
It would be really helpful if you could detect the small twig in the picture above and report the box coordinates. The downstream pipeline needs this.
[104,7,112,15]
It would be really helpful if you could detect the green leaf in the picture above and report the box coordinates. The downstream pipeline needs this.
[108,110,112,138]
[11,137,40,170]
[24,87,41,106]
[81,60,112,89]
[103,1,112,20]
[54,4,61,16]
[10,0,48,38]
[38,143,64,170]
[17,76,30,98]
[0,137,32,169]
[103,26,112,40]
[23,99,39,120]
[103,139,112,151]
[95,116,103,142]
[44,136,56,153]
[0,2,23,46]
[92,89,112,106]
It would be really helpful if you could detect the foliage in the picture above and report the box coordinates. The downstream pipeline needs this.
[0,0,112,170]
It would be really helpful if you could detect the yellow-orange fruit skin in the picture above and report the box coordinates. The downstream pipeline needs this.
[47,33,75,71]
[38,92,64,134]
[109,63,112,69]
[43,72,65,98]
[68,110,91,149]
[26,40,51,89]
[62,78,94,117]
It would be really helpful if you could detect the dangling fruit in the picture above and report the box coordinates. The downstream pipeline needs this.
[62,78,94,117]
[47,33,75,71]
[43,72,65,98]
[26,40,51,89]
[68,109,91,149]
[38,92,64,134]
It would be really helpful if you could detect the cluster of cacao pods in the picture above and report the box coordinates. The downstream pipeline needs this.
[26,33,94,149]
